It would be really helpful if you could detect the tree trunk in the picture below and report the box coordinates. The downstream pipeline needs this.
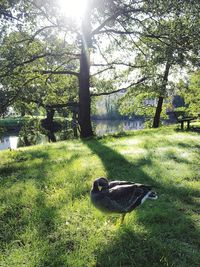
[72,109,78,138]
[78,2,93,138]
[21,108,25,117]
[46,107,56,142]
[152,61,171,128]
[153,96,164,128]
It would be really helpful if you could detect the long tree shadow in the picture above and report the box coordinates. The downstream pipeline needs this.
[84,139,200,267]
[0,148,76,266]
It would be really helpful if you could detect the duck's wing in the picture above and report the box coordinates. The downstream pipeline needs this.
[107,184,151,212]
[108,180,136,189]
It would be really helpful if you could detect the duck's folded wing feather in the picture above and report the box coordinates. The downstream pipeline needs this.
[108,184,148,212]
[109,180,136,189]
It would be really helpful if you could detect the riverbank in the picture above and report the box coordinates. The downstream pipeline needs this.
[0,126,200,266]
[0,117,145,150]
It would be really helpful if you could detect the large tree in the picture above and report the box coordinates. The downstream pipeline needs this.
[118,1,200,127]
[1,0,200,135]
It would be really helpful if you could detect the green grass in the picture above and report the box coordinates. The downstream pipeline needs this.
[0,126,200,267]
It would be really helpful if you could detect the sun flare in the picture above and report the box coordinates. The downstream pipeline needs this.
[58,0,88,19]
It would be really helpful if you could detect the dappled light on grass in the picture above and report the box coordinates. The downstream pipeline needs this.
[0,127,200,266]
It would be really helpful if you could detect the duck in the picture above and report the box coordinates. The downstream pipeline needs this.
[90,177,157,224]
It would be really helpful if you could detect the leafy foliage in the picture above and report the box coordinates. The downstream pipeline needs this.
[0,30,78,115]
[1,0,200,134]
[186,72,200,116]
[178,71,200,117]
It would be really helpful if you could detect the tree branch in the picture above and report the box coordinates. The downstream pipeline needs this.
[0,76,41,112]
[19,52,80,66]
[92,63,145,68]
[0,9,22,22]
[97,29,141,35]
[46,102,78,108]
[92,12,121,36]
[91,66,114,76]
[35,69,79,77]
[92,7,146,36]
[91,77,148,97]
[19,98,78,109]
[14,25,59,44]
[0,51,80,79]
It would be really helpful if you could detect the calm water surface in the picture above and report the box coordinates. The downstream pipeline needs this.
[0,136,19,150]
[93,119,144,136]
[0,119,144,151]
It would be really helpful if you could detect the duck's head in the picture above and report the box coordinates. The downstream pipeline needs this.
[92,177,109,192]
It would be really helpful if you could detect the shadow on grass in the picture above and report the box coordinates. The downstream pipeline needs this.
[175,126,200,134]
[1,135,200,266]
[84,139,200,267]
[32,192,70,267]
[0,148,73,267]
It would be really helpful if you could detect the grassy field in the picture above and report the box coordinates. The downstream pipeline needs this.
[0,126,200,267]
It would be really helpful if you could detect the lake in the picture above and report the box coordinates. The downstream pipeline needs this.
[93,119,144,136]
[0,119,144,151]
[0,136,19,150]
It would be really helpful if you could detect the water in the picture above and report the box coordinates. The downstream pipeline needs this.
[0,134,49,151]
[0,136,19,150]
[93,119,144,136]
[0,119,144,151]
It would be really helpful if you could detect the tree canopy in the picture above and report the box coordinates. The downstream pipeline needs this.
[0,0,200,136]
